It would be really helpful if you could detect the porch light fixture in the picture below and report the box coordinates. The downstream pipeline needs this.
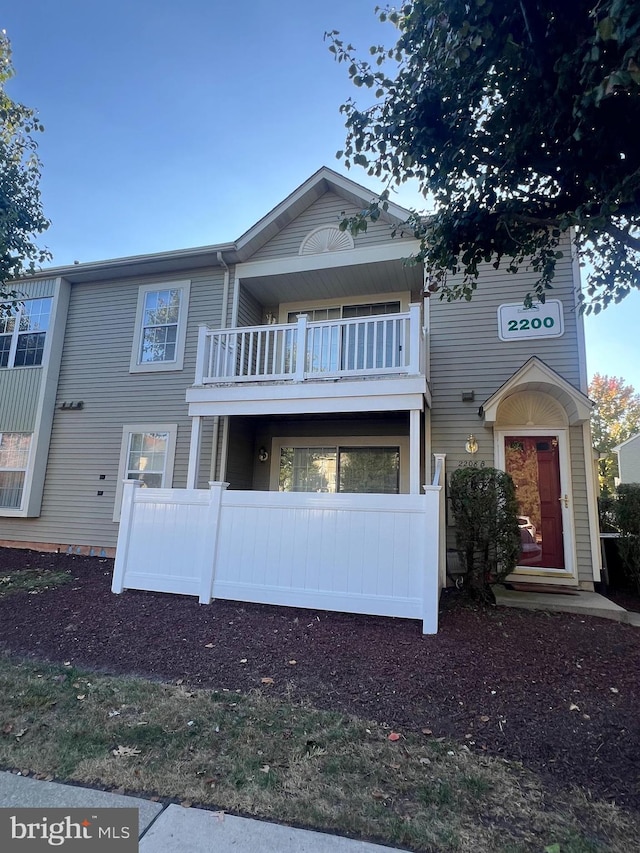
[465,435,479,454]
[258,447,269,463]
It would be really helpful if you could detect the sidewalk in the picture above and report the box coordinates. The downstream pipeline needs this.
[0,772,400,852]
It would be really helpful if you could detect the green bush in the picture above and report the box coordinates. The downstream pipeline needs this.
[615,484,640,594]
[449,467,521,599]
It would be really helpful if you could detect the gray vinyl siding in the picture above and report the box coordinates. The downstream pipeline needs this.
[618,435,640,483]
[250,192,413,261]
[0,369,42,432]
[237,285,263,327]
[429,243,593,583]
[0,279,58,432]
[569,425,593,584]
[12,278,58,299]
[0,267,226,548]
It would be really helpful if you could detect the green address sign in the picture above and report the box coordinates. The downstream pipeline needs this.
[498,300,564,341]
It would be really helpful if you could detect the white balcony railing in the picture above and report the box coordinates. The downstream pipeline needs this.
[195,304,424,384]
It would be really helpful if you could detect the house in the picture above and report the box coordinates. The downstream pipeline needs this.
[613,433,640,485]
[0,167,600,632]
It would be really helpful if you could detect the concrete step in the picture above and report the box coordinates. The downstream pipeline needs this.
[492,585,635,624]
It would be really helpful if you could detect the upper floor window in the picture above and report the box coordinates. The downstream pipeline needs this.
[0,298,52,368]
[130,281,190,373]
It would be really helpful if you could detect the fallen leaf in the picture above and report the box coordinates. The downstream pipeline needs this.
[204,643,214,649]
[261,677,274,686]
[76,695,86,701]
[371,788,387,799]
[15,728,27,740]
[180,801,192,808]
[260,765,270,773]
[288,660,297,665]
[421,728,432,735]
[419,757,431,765]
[239,659,248,664]
[569,702,580,711]
[610,687,619,694]
[479,715,490,723]
[108,710,121,718]
[111,745,141,757]
[387,732,401,742]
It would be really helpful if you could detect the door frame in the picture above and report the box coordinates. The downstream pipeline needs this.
[494,427,577,582]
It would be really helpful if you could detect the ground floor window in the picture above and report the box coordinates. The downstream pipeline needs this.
[278,445,400,494]
[114,423,178,519]
[0,433,32,509]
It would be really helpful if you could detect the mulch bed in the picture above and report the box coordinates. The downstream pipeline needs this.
[0,548,639,811]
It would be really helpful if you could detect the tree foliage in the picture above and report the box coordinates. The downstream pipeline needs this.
[589,373,640,492]
[0,30,50,306]
[327,1,640,311]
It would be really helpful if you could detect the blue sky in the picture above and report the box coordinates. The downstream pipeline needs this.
[4,0,639,391]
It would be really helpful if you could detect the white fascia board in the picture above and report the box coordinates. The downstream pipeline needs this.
[186,377,426,417]
[235,167,413,253]
[235,240,421,280]
[612,432,640,453]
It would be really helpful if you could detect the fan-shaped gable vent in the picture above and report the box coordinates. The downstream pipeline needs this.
[496,391,567,428]
[299,226,354,255]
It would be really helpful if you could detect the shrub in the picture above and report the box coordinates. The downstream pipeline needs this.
[449,467,521,599]
[615,484,640,594]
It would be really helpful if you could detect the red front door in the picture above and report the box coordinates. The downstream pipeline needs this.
[505,436,565,570]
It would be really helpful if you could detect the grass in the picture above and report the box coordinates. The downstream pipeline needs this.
[0,568,71,598]
[0,656,637,853]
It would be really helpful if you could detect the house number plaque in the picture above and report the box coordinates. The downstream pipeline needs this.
[497,299,564,341]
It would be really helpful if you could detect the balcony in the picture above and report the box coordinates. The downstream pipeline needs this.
[195,305,424,386]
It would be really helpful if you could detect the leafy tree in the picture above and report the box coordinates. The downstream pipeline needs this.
[327,1,640,311]
[589,373,640,493]
[0,30,50,309]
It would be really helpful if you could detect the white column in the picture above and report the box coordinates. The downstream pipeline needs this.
[433,453,447,592]
[410,408,421,494]
[199,481,229,604]
[195,324,208,384]
[111,479,142,593]
[186,416,202,488]
[294,314,308,381]
[408,303,421,375]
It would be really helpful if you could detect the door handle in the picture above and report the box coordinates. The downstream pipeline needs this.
[558,494,569,508]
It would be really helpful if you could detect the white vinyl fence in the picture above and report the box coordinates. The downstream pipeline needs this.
[112,480,442,633]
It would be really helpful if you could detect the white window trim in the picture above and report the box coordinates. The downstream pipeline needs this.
[277,291,410,324]
[0,297,53,370]
[129,280,191,373]
[0,432,33,515]
[269,435,410,493]
[494,427,577,580]
[113,423,178,520]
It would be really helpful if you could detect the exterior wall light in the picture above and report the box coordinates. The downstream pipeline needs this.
[258,447,269,463]
[465,435,478,454]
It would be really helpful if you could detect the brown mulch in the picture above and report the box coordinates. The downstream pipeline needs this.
[0,548,639,811]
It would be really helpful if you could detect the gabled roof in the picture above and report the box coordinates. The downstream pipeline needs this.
[18,167,413,285]
[482,357,593,425]
[234,166,413,262]
[613,432,640,453]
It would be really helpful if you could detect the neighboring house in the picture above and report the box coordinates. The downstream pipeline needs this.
[613,433,640,484]
[0,167,600,630]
